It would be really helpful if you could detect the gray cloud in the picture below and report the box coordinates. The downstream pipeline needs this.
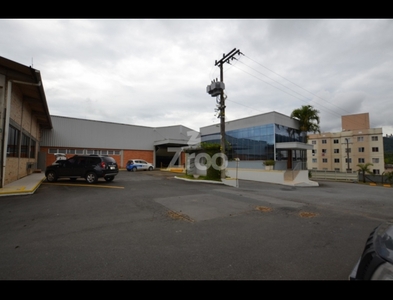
[1,19,392,135]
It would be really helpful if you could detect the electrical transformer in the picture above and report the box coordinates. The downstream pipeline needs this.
[206,81,225,97]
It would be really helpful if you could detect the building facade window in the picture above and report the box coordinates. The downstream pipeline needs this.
[334,158,340,163]
[311,140,316,145]
[357,136,364,142]
[202,123,300,161]
[345,158,352,163]
[7,125,19,157]
[372,147,379,152]
[48,148,121,156]
[312,158,317,163]
[322,158,328,163]
[322,139,327,144]
[358,158,365,163]
[372,158,379,164]
[334,149,339,153]
[372,136,378,141]
[333,139,339,144]
[21,133,29,158]
[322,149,327,154]
[358,147,365,152]
[373,169,380,175]
[30,139,36,159]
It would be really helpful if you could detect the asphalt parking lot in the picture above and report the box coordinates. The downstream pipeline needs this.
[0,169,392,280]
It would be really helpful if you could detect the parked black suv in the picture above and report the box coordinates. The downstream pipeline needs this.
[349,220,393,280]
[45,154,119,184]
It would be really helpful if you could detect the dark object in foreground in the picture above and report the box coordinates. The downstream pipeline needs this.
[350,220,393,280]
[45,154,119,184]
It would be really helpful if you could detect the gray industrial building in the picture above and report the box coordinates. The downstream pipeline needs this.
[39,115,198,169]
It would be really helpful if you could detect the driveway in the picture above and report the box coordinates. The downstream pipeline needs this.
[0,170,391,280]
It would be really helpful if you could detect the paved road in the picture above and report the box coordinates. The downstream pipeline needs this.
[0,170,392,280]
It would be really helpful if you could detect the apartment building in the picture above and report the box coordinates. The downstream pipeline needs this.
[307,113,384,174]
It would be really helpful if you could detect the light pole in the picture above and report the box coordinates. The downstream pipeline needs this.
[235,158,240,188]
[345,138,350,172]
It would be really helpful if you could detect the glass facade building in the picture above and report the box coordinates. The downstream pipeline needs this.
[202,123,301,161]
[199,112,311,170]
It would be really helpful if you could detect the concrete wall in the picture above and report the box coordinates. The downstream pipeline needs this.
[224,168,318,187]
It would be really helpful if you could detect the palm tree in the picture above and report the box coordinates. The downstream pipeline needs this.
[357,163,374,183]
[290,105,321,142]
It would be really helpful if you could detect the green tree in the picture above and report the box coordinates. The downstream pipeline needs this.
[200,142,222,180]
[357,163,374,183]
[290,105,321,142]
[385,171,393,184]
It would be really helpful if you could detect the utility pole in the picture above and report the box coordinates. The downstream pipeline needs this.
[207,48,243,178]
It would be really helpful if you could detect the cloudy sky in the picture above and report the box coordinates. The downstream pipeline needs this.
[1,19,392,135]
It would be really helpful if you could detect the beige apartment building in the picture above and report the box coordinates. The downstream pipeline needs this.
[307,113,384,174]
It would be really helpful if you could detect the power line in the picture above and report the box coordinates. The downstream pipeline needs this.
[230,60,343,119]
[243,55,353,116]
[222,54,371,131]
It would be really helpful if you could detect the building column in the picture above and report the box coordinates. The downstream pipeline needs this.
[287,150,293,169]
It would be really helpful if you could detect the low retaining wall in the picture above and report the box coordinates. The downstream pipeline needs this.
[225,168,318,187]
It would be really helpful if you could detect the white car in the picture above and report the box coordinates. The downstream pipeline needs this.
[126,159,154,172]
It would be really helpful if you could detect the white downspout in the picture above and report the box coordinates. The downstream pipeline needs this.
[2,81,12,188]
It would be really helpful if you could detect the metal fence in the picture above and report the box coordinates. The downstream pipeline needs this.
[358,173,393,184]
[310,170,393,184]
[310,170,358,182]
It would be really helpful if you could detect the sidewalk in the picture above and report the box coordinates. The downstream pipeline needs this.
[0,172,46,197]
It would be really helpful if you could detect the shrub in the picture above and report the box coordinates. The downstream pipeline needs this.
[263,160,275,166]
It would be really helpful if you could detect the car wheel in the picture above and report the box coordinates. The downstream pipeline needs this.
[105,176,114,182]
[85,172,98,184]
[148,166,153,171]
[131,167,137,172]
[46,171,57,182]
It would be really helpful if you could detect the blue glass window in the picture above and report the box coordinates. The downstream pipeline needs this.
[201,123,300,161]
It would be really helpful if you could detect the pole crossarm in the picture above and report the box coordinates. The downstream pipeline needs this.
[215,48,243,66]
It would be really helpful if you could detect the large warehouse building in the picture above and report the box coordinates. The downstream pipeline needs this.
[39,115,197,170]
